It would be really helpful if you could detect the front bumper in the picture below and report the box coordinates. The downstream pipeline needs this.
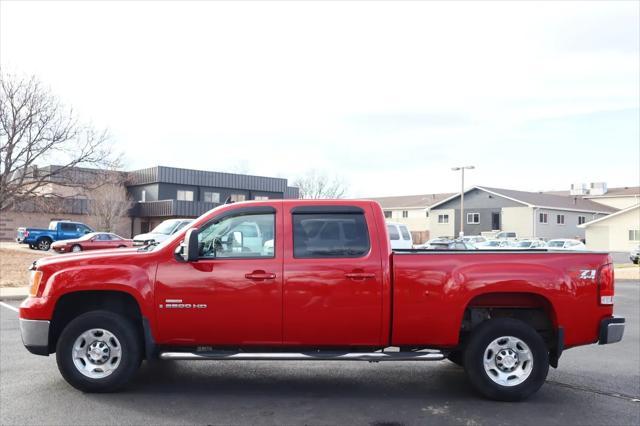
[598,316,625,345]
[19,318,50,355]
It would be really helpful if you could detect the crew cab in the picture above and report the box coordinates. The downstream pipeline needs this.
[16,220,94,251]
[19,200,624,401]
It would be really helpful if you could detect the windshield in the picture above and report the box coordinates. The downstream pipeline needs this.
[150,220,181,235]
[548,241,565,248]
[486,241,501,246]
[515,241,532,247]
[79,232,99,241]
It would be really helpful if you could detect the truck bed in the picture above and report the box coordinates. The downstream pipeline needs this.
[390,250,613,349]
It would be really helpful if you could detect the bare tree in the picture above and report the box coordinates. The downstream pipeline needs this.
[89,172,132,232]
[293,169,347,199]
[0,71,120,210]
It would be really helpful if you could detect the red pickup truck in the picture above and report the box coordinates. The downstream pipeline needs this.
[19,200,624,401]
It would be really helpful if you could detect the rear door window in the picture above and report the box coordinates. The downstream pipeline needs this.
[293,213,370,258]
[60,223,76,232]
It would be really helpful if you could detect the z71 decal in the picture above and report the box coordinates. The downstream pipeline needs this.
[579,270,596,280]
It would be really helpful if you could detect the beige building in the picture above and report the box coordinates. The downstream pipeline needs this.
[579,204,640,252]
[547,185,640,210]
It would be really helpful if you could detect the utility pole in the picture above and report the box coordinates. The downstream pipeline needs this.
[451,166,475,237]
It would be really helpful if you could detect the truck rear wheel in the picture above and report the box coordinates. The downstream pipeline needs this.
[463,318,549,401]
[37,238,52,251]
[55,310,142,392]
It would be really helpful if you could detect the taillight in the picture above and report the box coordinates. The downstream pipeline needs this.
[597,263,614,305]
[24,230,29,238]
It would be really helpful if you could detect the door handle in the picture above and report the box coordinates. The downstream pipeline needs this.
[245,271,276,281]
[345,272,376,280]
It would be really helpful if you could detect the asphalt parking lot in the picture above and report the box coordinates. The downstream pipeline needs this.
[1,281,638,426]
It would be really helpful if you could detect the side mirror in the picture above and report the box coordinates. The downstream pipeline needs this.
[175,228,199,262]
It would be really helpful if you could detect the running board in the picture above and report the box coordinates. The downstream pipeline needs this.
[159,351,445,361]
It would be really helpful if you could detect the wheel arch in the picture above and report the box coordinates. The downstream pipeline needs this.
[48,290,153,358]
[459,291,563,367]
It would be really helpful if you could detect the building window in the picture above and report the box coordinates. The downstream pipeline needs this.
[629,230,640,241]
[578,216,586,225]
[402,210,408,218]
[467,213,480,224]
[254,195,269,201]
[230,194,246,202]
[177,190,194,201]
[203,191,220,203]
[140,190,146,202]
[539,213,548,224]
[556,214,565,225]
[438,214,449,224]
[384,210,392,219]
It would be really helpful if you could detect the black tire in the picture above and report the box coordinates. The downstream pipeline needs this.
[56,310,142,393]
[446,350,464,367]
[71,244,82,253]
[37,238,52,251]
[463,318,549,401]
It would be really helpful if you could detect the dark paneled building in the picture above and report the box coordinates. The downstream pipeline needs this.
[128,166,299,234]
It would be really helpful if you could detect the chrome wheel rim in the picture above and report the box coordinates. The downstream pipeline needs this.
[72,328,122,379]
[72,245,82,252]
[483,336,533,387]
[38,240,50,250]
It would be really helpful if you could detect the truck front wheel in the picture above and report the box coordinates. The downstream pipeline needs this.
[463,318,549,401]
[55,311,142,392]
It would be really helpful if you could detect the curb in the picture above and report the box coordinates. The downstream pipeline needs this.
[0,294,27,302]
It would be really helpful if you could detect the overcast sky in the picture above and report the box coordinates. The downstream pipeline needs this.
[1,1,638,197]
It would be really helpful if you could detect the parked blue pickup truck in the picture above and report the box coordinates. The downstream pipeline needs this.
[16,220,94,251]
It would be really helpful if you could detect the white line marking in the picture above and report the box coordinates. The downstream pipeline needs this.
[0,301,19,313]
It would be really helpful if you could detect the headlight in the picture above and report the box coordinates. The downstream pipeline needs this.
[28,270,43,297]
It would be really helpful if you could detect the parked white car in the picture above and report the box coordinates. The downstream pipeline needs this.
[386,222,413,249]
[510,240,547,249]
[495,231,518,240]
[133,218,193,245]
[413,237,447,249]
[476,240,510,249]
[546,239,587,250]
[462,235,486,244]
[630,245,640,264]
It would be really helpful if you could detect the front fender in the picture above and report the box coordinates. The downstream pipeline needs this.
[42,265,155,319]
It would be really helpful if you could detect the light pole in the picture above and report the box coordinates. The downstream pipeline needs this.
[451,166,475,238]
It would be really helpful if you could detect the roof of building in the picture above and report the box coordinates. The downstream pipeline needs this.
[578,203,640,228]
[129,165,294,194]
[365,193,456,209]
[429,186,619,213]
[544,186,640,198]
